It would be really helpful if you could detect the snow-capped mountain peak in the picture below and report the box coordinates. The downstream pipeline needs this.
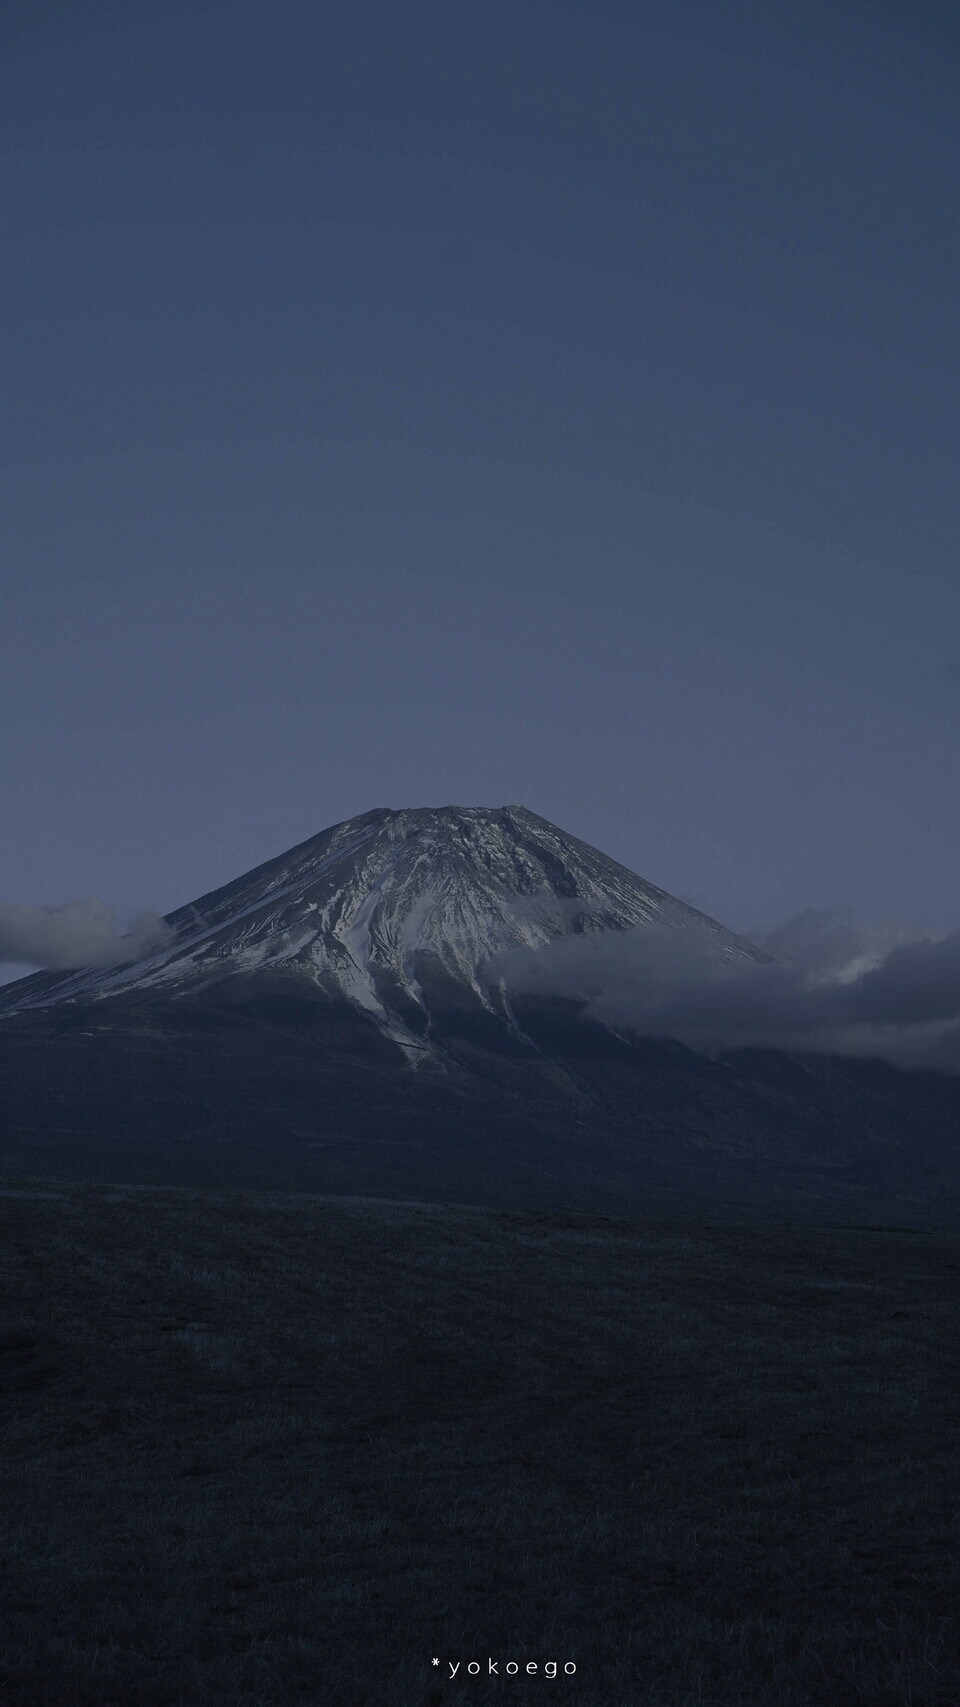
[0,806,765,1052]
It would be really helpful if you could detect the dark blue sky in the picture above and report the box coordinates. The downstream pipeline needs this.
[2,0,958,978]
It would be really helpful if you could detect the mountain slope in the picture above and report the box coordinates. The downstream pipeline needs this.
[0,805,765,1055]
[2,806,958,1226]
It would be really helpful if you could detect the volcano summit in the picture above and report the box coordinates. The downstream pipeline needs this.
[0,805,765,1050]
[1,807,958,1225]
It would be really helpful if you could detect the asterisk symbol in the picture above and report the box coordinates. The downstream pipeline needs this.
[432,1657,439,1665]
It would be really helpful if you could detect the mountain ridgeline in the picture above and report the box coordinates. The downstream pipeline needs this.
[1,806,958,1225]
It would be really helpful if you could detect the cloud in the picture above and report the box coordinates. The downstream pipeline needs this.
[0,899,171,971]
[489,908,960,1073]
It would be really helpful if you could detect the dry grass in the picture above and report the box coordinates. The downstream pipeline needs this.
[1,1179,958,1704]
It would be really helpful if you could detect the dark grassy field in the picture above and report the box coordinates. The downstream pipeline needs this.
[2,1179,959,1705]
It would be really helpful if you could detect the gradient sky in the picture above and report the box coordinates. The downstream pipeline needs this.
[2,0,958,982]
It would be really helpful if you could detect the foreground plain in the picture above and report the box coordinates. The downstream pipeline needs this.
[2,1180,959,1705]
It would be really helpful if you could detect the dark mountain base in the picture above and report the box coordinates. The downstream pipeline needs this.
[2,993,960,1226]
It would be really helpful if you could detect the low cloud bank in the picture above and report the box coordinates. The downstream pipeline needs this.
[491,910,960,1073]
[0,899,171,971]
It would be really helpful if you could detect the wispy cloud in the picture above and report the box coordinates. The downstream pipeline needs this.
[491,909,960,1072]
[0,899,170,971]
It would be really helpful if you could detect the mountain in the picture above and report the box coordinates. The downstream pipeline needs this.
[1,805,959,1226]
[0,805,766,1051]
